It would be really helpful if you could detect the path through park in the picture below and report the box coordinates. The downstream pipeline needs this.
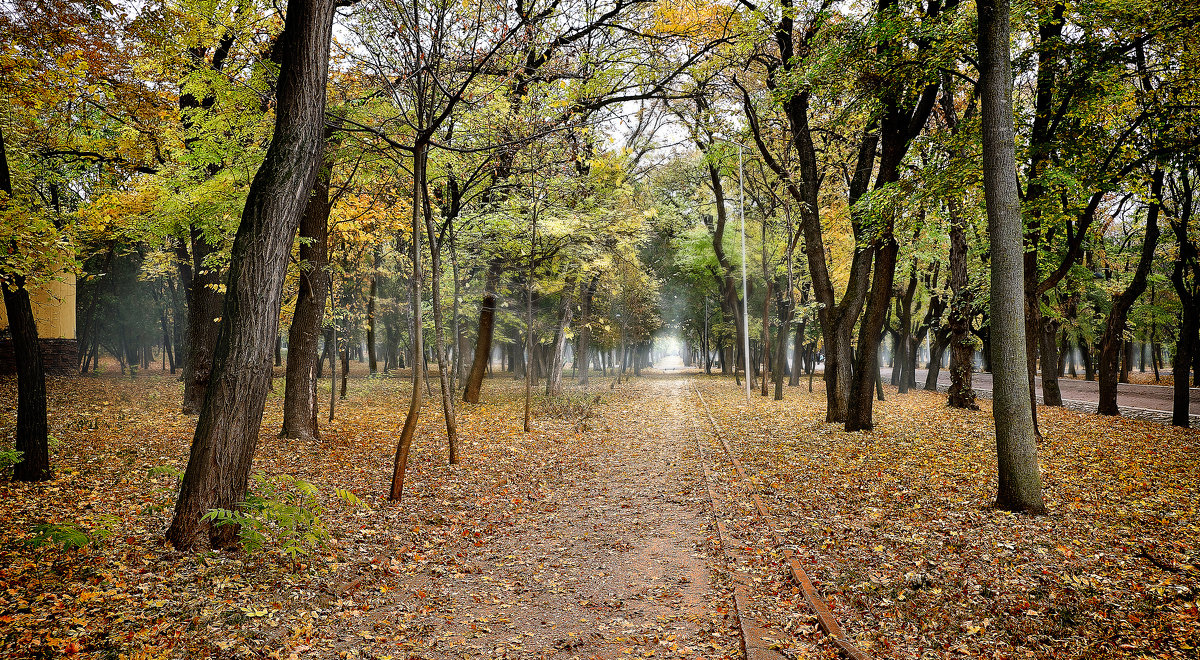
[3,370,1199,659]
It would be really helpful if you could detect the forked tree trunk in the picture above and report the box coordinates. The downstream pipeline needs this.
[421,173,457,463]
[979,0,1045,513]
[1098,169,1162,415]
[166,0,336,549]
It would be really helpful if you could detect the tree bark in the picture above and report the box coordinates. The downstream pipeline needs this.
[0,128,50,482]
[421,165,458,462]
[367,264,378,374]
[391,141,428,500]
[947,201,978,409]
[979,0,1045,513]
[281,126,336,441]
[463,260,501,402]
[1098,169,1162,415]
[925,328,949,391]
[166,0,336,549]
[1040,315,1062,405]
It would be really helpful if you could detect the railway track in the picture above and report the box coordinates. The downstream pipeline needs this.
[690,382,871,660]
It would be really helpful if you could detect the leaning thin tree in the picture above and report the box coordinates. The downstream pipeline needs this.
[977,0,1046,514]
[166,0,337,549]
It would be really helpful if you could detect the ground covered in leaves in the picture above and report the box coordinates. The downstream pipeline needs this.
[1,366,1198,659]
[0,367,738,660]
[691,375,1200,659]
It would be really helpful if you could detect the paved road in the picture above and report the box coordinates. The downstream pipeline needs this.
[882,367,1200,416]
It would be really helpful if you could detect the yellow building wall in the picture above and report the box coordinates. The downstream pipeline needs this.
[0,273,76,339]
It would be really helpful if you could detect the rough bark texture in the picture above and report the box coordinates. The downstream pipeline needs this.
[463,260,501,403]
[3,278,51,482]
[946,204,977,409]
[281,127,336,441]
[978,0,1045,513]
[181,233,224,414]
[1039,316,1062,405]
[166,0,336,549]
[1098,170,1162,415]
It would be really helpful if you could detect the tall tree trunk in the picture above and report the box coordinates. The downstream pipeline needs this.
[391,142,428,500]
[846,233,899,431]
[773,285,791,400]
[925,328,949,391]
[1,128,49,482]
[1,146,52,480]
[947,198,978,409]
[463,260,501,402]
[1169,172,1196,427]
[1098,169,1162,415]
[421,171,458,462]
[1173,309,1196,427]
[978,0,1045,513]
[367,265,378,374]
[281,128,335,441]
[4,272,51,482]
[1081,339,1094,381]
[166,0,335,548]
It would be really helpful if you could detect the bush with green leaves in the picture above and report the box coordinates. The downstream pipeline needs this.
[202,473,363,563]
[0,447,23,479]
[27,517,117,550]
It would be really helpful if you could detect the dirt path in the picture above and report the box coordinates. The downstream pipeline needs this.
[357,378,740,659]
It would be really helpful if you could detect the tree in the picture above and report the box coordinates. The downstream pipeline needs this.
[281,126,339,441]
[1097,170,1163,414]
[1166,166,1197,427]
[977,0,1045,514]
[166,0,337,549]
[0,125,51,482]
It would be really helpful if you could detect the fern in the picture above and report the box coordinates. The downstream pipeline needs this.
[203,473,366,566]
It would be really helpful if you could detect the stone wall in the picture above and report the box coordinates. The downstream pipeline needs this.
[0,338,79,375]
